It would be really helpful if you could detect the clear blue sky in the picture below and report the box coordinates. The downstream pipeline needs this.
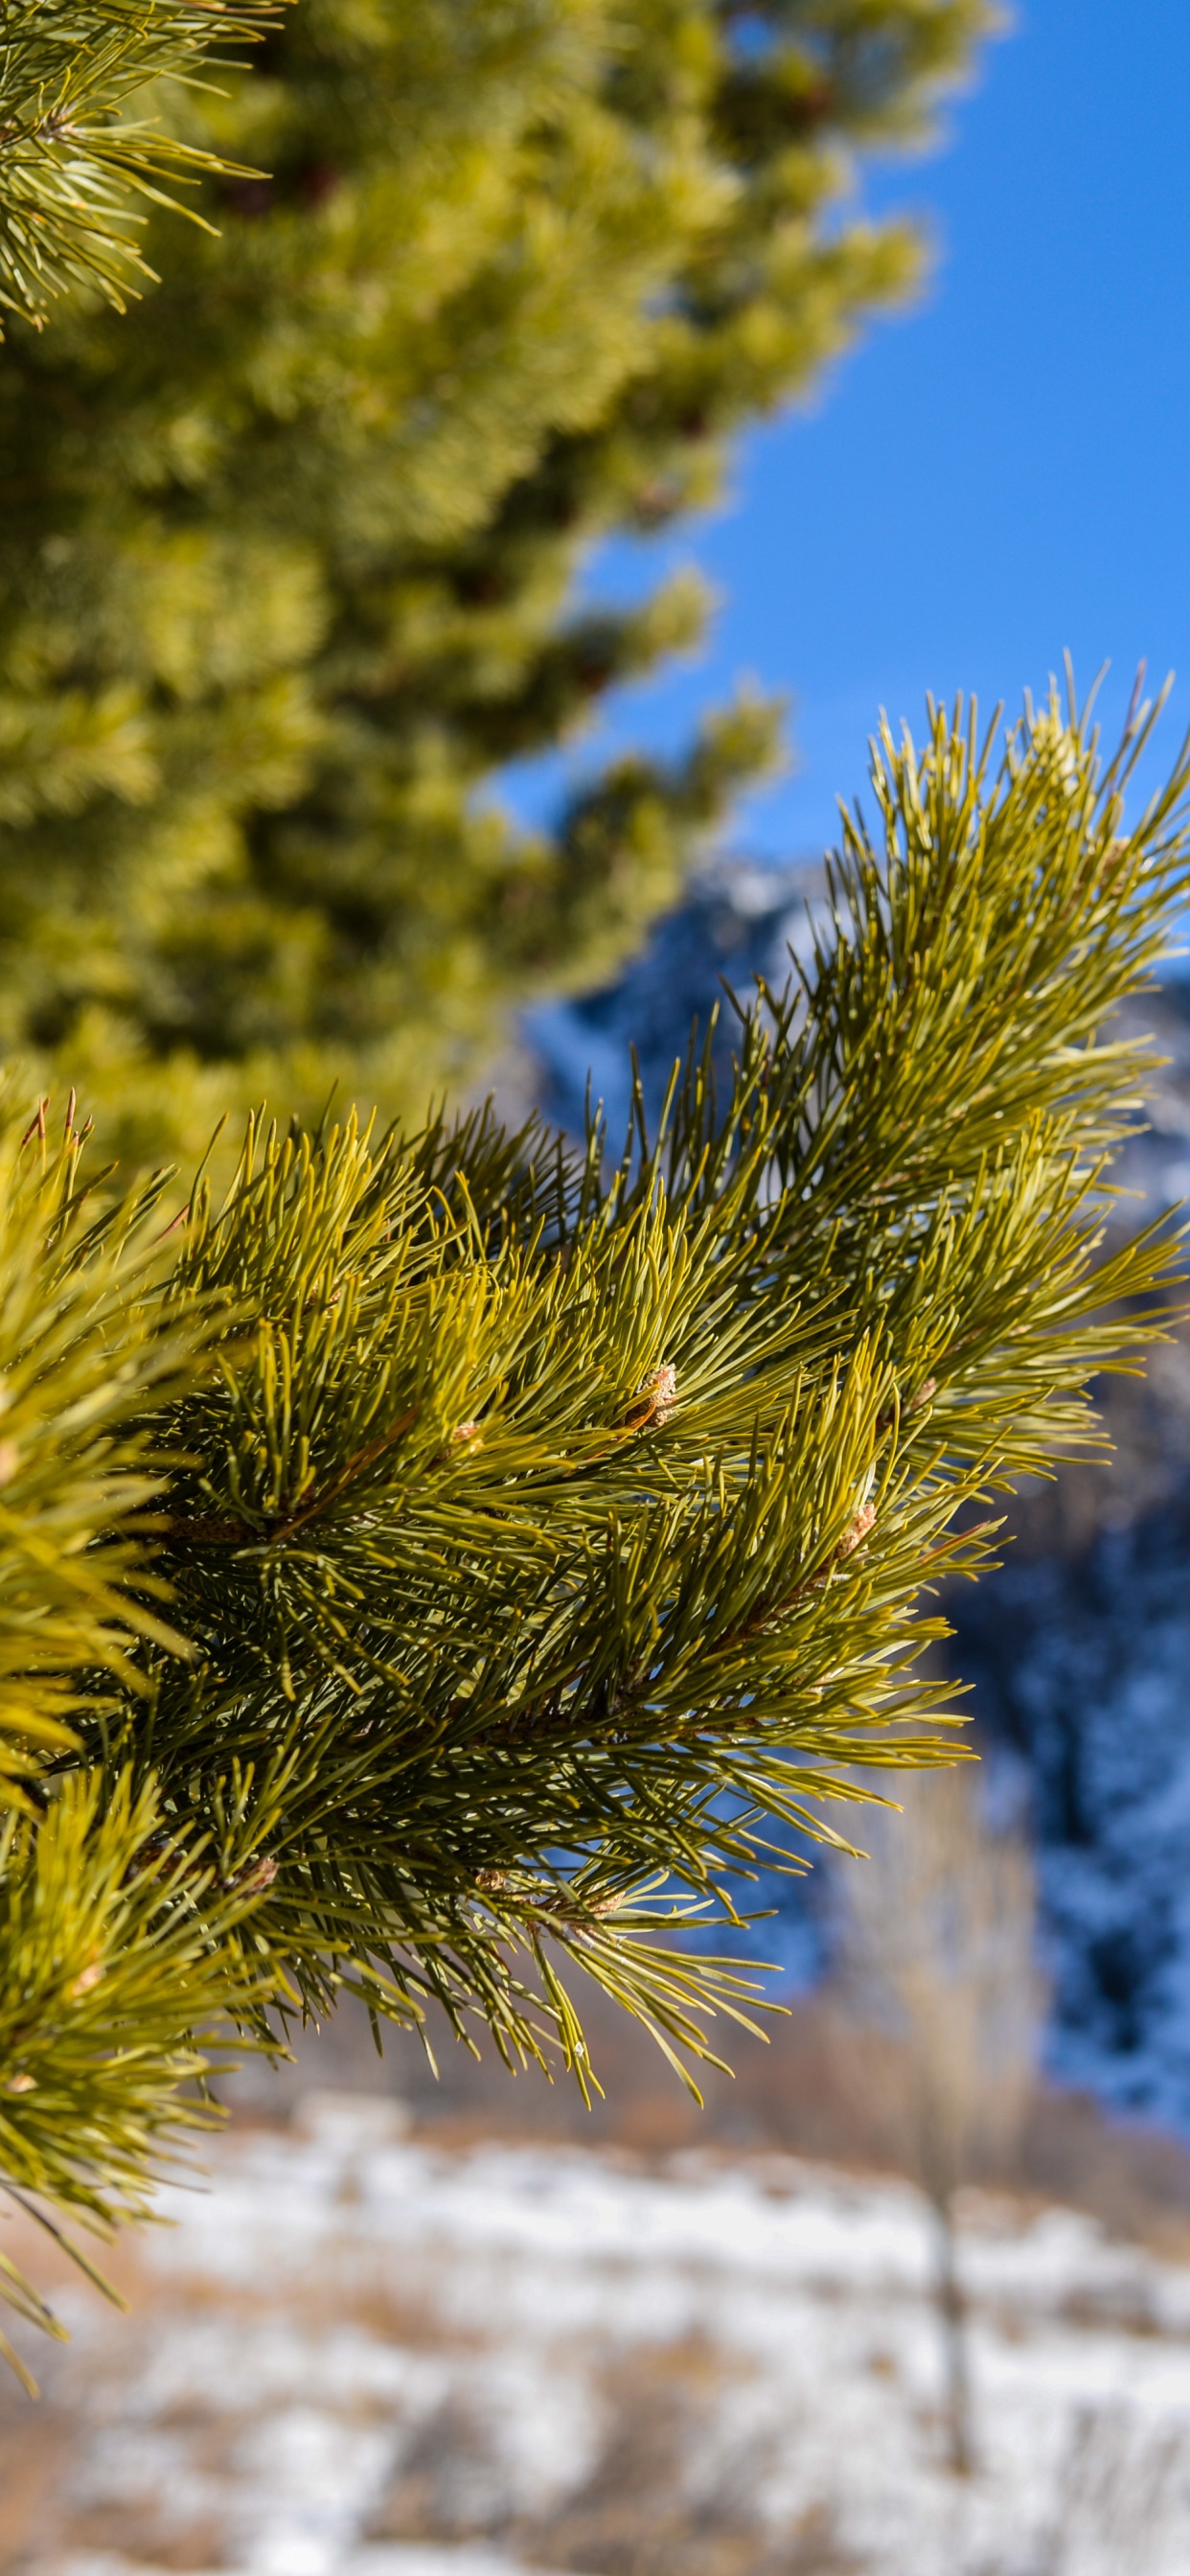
[514,0,1190,862]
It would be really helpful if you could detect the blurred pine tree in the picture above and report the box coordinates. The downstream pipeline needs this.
[0,0,994,1162]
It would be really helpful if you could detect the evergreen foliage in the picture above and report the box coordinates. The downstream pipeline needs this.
[0,690,1184,2371]
[0,0,280,330]
[0,0,994,1162]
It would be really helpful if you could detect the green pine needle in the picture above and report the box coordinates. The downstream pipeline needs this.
[0,0,285,328]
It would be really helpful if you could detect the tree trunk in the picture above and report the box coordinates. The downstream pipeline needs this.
[933,2189,973,2474]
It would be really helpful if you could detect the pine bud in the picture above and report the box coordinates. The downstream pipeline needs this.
[622,1363,678,1430]
[650,1364,678,1424]
[234,1855,278,1895]
[836,1501,876,1560]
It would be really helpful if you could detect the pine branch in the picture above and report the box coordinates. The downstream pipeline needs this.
[0,686,1183,2373]
[132,688,1189,2068]
[0,0,284,329]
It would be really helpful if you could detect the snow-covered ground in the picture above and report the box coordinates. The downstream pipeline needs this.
[12,2095,1190,2576]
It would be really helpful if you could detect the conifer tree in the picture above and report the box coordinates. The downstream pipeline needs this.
[0,687,1183,2376]
[0,0,994,1164]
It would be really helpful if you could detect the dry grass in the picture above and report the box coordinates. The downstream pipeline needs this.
[366,2333,859,2576]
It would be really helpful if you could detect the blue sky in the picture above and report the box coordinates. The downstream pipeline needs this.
[513,0,1190,862]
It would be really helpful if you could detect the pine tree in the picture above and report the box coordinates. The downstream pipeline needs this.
[0,688,1184,2377]
[0,0,994,1166]
[0,0,281,330]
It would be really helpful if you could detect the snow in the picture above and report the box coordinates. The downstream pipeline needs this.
[20,2096,1190,2576]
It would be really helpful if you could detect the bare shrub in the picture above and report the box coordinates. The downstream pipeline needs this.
[826,1763,1043,2472]
[512,2339,858,2576]
[1043,2402,1190,2575]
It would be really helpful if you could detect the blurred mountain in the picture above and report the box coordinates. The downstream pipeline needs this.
[948,974,1190,2126]
[525,856,828,1146]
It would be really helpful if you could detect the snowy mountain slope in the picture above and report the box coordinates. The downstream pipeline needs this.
[525,858,824,1145]
[951,1493,1190,2127]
